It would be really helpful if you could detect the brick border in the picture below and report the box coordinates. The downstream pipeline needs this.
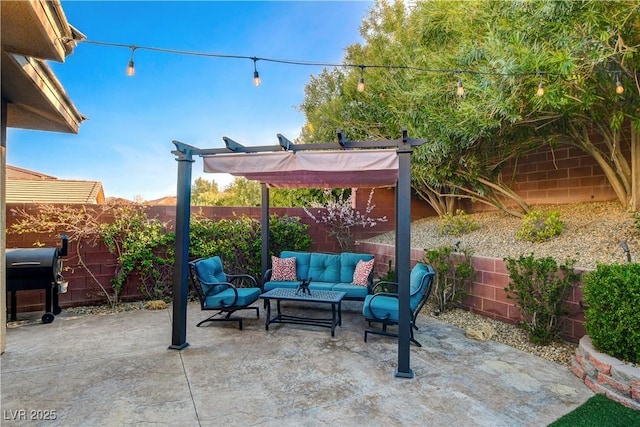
[572,335,640,410]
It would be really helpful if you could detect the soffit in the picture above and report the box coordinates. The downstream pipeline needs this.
[1,51,84,134]
[1,0,74,62]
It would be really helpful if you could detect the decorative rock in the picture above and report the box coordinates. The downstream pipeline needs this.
[465,324,495,341]
[144,300,168,310]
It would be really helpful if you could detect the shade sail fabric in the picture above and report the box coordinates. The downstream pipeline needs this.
[202,149,399,188]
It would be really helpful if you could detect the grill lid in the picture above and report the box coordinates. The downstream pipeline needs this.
[6,247,60,282]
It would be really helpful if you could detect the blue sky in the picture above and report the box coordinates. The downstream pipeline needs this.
[7,1,373,201]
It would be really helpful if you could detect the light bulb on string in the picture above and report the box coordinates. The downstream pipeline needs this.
[252,58,261,87]
[615,74,624,94]
[126,46,136,76]
[357,65,365,92]
[536,78,545,97]
[456,79,464,97]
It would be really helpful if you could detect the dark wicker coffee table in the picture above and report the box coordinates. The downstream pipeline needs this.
[259,288,347,337]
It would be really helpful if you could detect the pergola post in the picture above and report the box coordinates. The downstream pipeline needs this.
[169,144,193,350]
[395,132,413,378]
[261,183,270,281]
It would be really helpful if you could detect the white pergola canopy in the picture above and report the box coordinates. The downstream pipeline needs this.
[203,149,399,188]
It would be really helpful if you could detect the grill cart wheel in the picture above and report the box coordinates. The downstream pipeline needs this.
[42,313,55,324]
[53,306,62,315]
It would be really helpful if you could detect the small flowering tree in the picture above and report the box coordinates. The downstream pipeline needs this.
[303,188,387,251]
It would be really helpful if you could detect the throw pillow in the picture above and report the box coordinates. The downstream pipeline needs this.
[271,256,297,281]
[352,259,375,286]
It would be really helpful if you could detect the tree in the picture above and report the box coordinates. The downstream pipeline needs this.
[299,0,640,214]
[191,177,220,206]
[218,177,261,206]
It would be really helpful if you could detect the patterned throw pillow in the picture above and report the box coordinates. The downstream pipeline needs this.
[352,259,375,286]
[271,256,297,281]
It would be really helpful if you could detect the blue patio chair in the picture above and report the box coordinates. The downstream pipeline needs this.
[188,256,261,330]
[363,262,435,347]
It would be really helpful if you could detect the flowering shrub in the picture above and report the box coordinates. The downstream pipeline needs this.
[303,188,387,251]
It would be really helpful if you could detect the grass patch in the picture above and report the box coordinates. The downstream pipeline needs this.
[549,394,640,426]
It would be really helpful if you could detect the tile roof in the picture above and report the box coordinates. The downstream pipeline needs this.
[6,165,56,180]
[6,165,105,204]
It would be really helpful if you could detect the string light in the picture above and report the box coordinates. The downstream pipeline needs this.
[79,39,631,96]
[252,58,261,87]
[126,46,136,77]
[456,79,464,97]
[536,76,545,97]
[357,65,365,92]
[615,74,624,94]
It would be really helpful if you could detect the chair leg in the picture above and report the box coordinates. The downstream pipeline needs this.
[196,306,259,330]
[363,322,422,347]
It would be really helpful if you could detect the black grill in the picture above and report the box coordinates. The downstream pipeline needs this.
[6,236,68,323]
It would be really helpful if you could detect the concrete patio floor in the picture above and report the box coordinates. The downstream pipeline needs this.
[1,301,593,426]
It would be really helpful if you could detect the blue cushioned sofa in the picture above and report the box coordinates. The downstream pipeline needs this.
[262,251,375,301]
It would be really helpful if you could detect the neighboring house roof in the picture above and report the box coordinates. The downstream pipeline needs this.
[6,178,105,204]
[1,0,86,133]
[144,196,178,206]
[6,165,105,204]
[6,165,56,180]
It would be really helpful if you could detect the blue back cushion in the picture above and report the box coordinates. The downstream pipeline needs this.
[195,256,227,295]
[409,263,434,310]
[280,251,311,279]
[308,253,341,283]
[339,252,374,283]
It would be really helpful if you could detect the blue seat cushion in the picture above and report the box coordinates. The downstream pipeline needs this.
[307,281,335,292]
[363,294,399,322]
[195,256,227,295]
[333,283,369,299]
[263,280,298,291]
[204,287,261,308]
[410,263,433,310]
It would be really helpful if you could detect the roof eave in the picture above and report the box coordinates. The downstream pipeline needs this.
[2,52,86,134]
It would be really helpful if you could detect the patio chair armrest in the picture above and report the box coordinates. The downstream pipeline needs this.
[204,282,239,307]
[262,269,273,283]
[365,292,398,321]
[372,281,399,294]
[226,273,258,288]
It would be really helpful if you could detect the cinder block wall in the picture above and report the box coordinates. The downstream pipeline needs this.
[474,143,619,212]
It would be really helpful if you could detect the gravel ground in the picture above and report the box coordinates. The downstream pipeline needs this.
[367,201,639,269]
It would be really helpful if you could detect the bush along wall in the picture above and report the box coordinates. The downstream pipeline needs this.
[504,254,580,345]
[189,214,312,283]
[582,263,640,365]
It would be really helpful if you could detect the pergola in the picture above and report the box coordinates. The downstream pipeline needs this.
[170,130,425,378]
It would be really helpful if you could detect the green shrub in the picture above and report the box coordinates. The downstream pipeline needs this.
[379,259,395,282]
[438,209,479,236]
[583,263,640,364]
[423,245,475,314]
[516,209,564,242]
[504,254,580,345]
[100,207,175,302]
[189,214,311,281]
